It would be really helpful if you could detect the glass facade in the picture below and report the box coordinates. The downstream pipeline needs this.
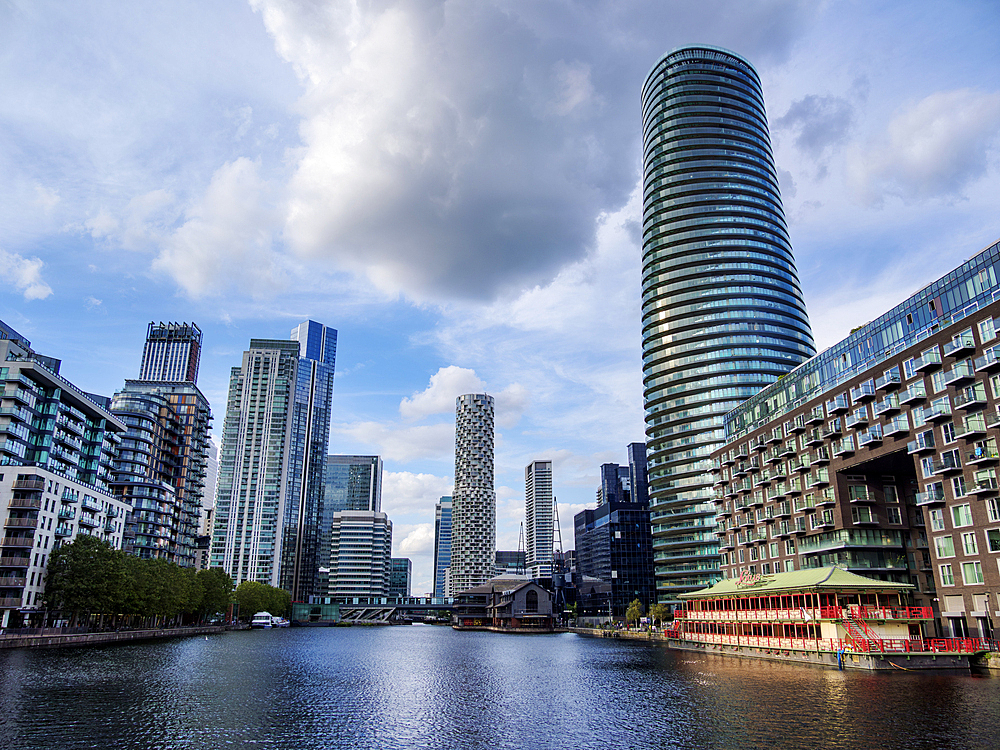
[433,497,452,598]
[640,46,815,601]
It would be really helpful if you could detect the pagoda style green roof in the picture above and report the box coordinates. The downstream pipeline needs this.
[678,566,913,599]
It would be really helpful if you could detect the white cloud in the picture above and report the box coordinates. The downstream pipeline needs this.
[850,88,1000,204]
[0,247,53,300]
[382,471,453,515]
[399,366,486,420]
[398,523,435,555]
[331,421,454,463]
[152,158,283,298]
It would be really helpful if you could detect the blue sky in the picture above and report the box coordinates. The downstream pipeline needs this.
[2,0,999,594]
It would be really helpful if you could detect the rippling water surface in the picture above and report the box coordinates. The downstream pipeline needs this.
[1,627,998,749]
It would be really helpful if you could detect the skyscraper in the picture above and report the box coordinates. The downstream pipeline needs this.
[641,46,815,601]
[212,321,336,600]
[447,393,495,594]
[525,460,554,578]
[327,511,392,597]
[138,322,203,383]
[433,496,452,598]
[323,456,382,513]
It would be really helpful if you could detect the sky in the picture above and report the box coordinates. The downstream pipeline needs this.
[2,0,999,595]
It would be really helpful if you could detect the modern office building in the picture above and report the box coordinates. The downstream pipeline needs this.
[138,322,203,383]
[389,557,412,598]
[447,393,496,594]
[712,239,1000,639]
[433,496,452,598]
[598,463,630,505]
[525,460,554,578]
[326,510,392,597]
[640,45,816,601]
[495,550,526,576]
[0,331,130,627]
[323,455,382,513]
[212,321,336,600]
[627,442,649,506]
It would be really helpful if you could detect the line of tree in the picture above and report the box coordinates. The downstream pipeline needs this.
[44,535,234,628]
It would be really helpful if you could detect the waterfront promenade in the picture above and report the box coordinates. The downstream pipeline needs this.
[0,624,227,649]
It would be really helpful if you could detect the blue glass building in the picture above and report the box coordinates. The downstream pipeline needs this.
[641,46,815,601]
[433,496,452,598]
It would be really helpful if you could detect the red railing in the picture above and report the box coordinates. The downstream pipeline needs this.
[676,605,933,622]
[673,631,996,655]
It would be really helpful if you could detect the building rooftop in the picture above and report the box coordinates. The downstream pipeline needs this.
[679,566,914,599]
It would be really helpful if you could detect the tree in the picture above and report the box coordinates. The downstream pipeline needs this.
[649,602,670,629]
[625,598,644,628]
[196,567,234,618]
[45,535,126,618]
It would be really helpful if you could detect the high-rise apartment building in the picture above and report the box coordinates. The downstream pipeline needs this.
[447,393,496,594]
[525,460,554,578]
[327,511,392,597]
[433,496,452,598]
[212,321,336,600]
[641,45,815,601]
[138,322,203,383]
[0,331,130,628]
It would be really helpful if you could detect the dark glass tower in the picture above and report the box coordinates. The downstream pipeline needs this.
[640,46,815,602]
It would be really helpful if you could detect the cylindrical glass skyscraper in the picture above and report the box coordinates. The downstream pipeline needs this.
[640,45,815,601]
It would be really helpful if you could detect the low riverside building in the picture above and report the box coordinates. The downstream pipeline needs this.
[671,567,991,670]
[0,328,130,628]
[711,239,1000,640]
[453,578,554,631]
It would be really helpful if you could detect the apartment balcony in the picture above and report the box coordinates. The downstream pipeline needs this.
[968,446,1000,465]
[812,447,831,465]
[766,484,787,502]
[794,496,816,513]
[957,416,988,440]
[884,415,910,437]
[0,596,24,608]
[852,512,880,526]
[804,407,825,425]
[832,437,855,458]
[61,491,79,503]
[716,504,733,518]
[816,490,837,507]
[859,426,884,447]
[0,536,34,549]
[770,464,788,482]
[850,381,877,403]
[814,514,836,530]
[784,415,807,435]
[820,419,842,439]
[0,555,30,568]
[0,405,32,422]
[733,444,749,460]
[751,435,767,453]
[873,394,901,417]
[954,385,988,410]
[719,539,735,552]
[915,488,946,507]
[766,427,783,445]
[779,441,797,458]
[709,458,722,474]
[104,522,116,533]
[925,399,953,422]
[970,477,999,496]
[913,349,942,372]
[721,453,735,467]
[58,507,76,520]
[54,525,73,537]
[975,349,1000,372]
[803,428,824,447]
[944,335,977,358]
[763,447,782,465]
[12,479,44,491]
[845,409,869,429]
[0,575,26,588]
[826,395,850,415]
[738,515,756,529]
[733,462,751,478]
[786,478,803,495]
[931,456,962,475]
[791,455,811,473]
[748,492,765,508]
[751,470,771,488]
[900,382,927,404]
[808,469,831,488]
[774,522,792,538]
[7,497,40,510]
[4,517,38,530]
[907,433,936,454]
[875,371,902,391]
[848,487,876,503]
[944,361,976,386]
[78,515,100,529]
[81,497,101,512]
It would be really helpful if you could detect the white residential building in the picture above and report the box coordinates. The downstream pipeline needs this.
[525,460,553,578]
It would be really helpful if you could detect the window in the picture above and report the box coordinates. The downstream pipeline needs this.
[785,539,796,555]
[762,563,771,574]
[962,532,979,556]
[935,536,956,558]
[988,529,1000,553]
[769,543,778,558]
[903,358,917,379]
[962,561,985,585]
[785,559,795,572]
[884,485,899,503]
[941,422,956,444]
[952,476,967,499]
[979,317,996,342]
[940,564,955,586]
[952,504,974,528]
[738,549,745,563]
[987,498,1000,523]
[887,507,902,525]
[931,371,947,393]
[852,507,875,524]
[920,457,935,478]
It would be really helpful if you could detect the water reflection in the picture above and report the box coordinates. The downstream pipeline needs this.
[0,628,997,749]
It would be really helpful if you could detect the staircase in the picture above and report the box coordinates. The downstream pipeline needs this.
[842,607,882,652]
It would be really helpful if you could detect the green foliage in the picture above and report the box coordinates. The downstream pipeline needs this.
[649,602,670,627]
[234,580,291,620]
[44,538,235,621]
[625,598,644,625]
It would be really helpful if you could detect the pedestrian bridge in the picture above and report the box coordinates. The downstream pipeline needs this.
[334,596,455,624]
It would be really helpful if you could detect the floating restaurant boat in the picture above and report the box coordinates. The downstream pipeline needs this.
[250,611,274,629]
[665,567,996,671]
